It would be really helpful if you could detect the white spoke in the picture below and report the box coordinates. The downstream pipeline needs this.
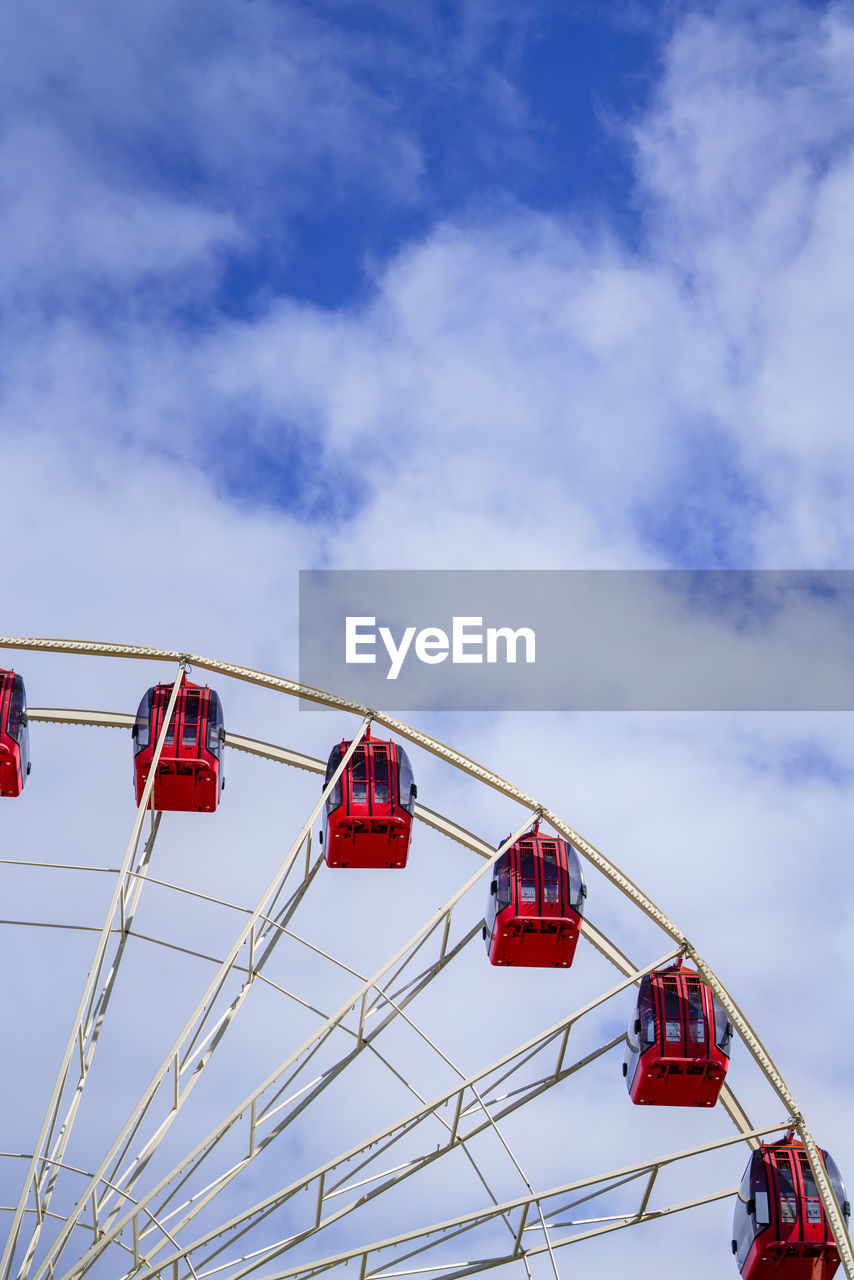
[2,662,187,1280]
[0,636,850,1280]
[30,721,373,1280]
[187,1122,788,1280]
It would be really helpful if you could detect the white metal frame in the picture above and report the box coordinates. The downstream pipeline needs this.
[0,636,849,1280]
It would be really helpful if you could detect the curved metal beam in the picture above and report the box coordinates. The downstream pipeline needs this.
[3,638,851,1279]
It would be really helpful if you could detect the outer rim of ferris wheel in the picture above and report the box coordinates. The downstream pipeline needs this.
[0,635,850,1280]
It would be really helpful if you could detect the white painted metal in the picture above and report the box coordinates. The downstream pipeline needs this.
[125,949,684,1280]
[187,1122,789,1280]
[1,638,850,1280]
[54,811,540,1280]
[2,661,187,1280]
[28,717,374,1280]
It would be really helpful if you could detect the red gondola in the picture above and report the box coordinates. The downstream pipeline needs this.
[732,1137,849,1279]
[483,824,586,967]
[321,730,416,868]
[132,674,225,812]
[0,670,30,796]
[623,959,732,1106]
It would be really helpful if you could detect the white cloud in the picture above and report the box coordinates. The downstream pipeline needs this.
[2,432,310,673]
[0,124,240,301]
[0,0,428,268]
[631,3,854,561]
[2,4,854,1278]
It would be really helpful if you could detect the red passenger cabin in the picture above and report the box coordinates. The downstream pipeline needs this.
[732,1137,849,1280]
[132,674,225,812]
[0,670,30,797]
[623,959,732,1106]
[322,730,417,868]
[484,824,586,967]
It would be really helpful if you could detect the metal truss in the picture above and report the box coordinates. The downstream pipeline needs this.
[195,1121,790,1280]
[0,636,850,1280]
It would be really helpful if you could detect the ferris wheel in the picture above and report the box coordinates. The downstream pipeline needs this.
[0,637,851,1280]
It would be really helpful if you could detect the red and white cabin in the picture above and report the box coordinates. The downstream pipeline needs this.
[0,669,30,797]
[484,825,586,967]
[132,674,225,812]
[623,960,732,1106]
[732,1137,849,1280]
[322,730,416,868]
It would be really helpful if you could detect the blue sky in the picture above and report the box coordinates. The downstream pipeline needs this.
[7,0,854,626]
[3,3,854,1278]
[3,2,662,312]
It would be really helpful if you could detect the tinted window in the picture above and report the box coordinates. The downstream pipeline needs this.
[541,845,560,903]
[18,715,30,781]
[495,851,512,911]
[713,995,733,1056]
[684,980,707,1049]
[798,1155,822,1224]
[773,1153,798,1223]
[156,689,176,745]
[822,1151,850,1221]
[373,746,390,804]
[6,675,25,744]
[350,747,367,803]
[733,1152,770,1268]
[662,980,681,1044]
[565,842,586,913]
[206,691,224,755]
[182,692,200,747]
[519,849,537,902]
[397,747,416,813]
[133,689,154,753]
[324,743,345,814]
[637,976,656,1050]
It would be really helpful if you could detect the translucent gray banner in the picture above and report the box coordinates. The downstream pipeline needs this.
[298,570,854,710]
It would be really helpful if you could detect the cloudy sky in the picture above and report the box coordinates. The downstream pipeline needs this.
[3,1,854,1278]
